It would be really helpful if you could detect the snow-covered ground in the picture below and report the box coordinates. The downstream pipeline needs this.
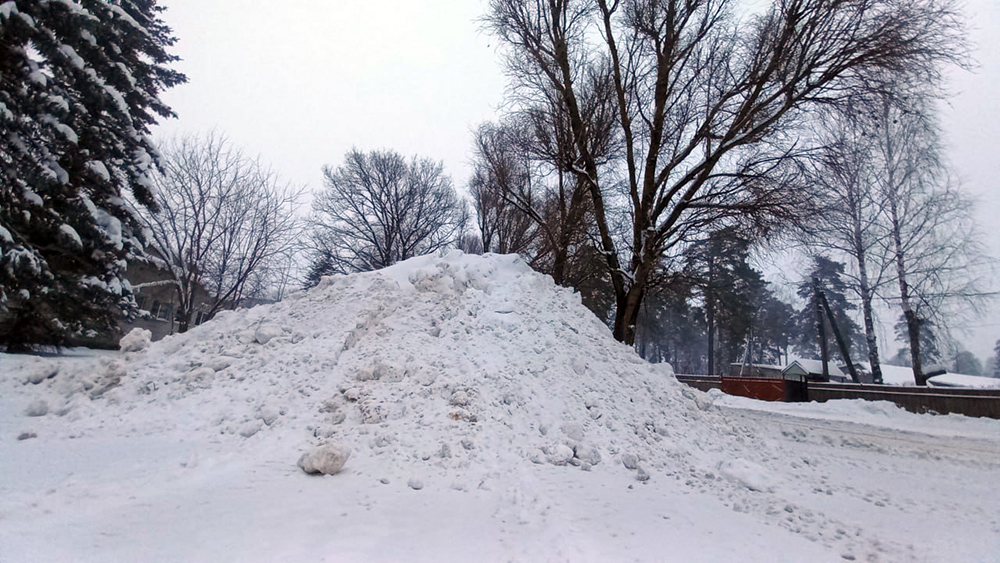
[2,252,998,562]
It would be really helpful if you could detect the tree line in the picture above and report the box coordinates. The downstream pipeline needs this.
[463,0,993,382]
[2,0,995,381]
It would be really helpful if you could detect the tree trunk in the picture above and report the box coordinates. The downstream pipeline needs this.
[706,253,717,376]
[889,206,925,385]
[881,98,924,386]
[850,200,883,383]
[857,275,882,383]
[175,277,195,334]
[814,278,830,380]
[818,288,861,383]
[612,282,644,345]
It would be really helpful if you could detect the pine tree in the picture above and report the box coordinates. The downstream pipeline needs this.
[0,1,185,351]
[891,314,941,367]
[684,228,765,375]
[992,339,1000,378]
[792,256,863,362]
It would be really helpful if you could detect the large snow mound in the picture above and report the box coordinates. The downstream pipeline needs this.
[22,251,731,483]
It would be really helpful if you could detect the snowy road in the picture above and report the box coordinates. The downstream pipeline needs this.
[714,405,1000,562]
[3,402,997,563]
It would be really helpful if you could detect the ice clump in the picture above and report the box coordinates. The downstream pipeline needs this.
[119,327,151,352]
[298,443,351,475]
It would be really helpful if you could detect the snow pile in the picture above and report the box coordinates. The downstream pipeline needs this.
[21,251,734,485]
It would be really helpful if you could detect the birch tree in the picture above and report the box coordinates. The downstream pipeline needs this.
[871,93,988,384]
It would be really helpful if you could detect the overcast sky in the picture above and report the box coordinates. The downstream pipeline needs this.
[153,0,999,361]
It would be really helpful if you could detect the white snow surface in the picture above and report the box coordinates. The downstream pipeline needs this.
[2,252,999,562]
[929,372,1000,389]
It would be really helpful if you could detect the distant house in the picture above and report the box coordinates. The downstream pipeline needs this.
[120,253,215,342]
[781,360,877,384]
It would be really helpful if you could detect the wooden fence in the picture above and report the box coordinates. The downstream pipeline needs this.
[675,375,1000,420]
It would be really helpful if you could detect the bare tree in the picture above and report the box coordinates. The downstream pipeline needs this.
[806,88,989,385]
[803,110,891,382]
[869,93,989,384]
[309,149,467,277]
[468,124,538,256]
[469,62,619,288]
[483,0,967,344]
[136,133,303,332]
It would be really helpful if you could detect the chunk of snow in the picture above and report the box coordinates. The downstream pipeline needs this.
[28,71,47,86]
[80,195,123,249]
[59,224,82,248]
[47,95,70,113]
[258,408,279,426]
[24,400,49,417]
[560,421,585,442]
[239,422,261,438]
[449,390,470,407]
[86,161,110,182]
[548,444,574,465]
[621,453,639,470]
[253,324,284,345]
[0,2,19,20]
[298,443,351,475]
[40,115,78,144]
[636,465,651,482]
[102,84,130,117]
[928,373,1000,389]
[119,328,151,352]
[58,44,86,70]
[80,29,97,45]
[573,443,602,466]
[24,361,59,384]
[719,459,772,492]
[23,187,43,207]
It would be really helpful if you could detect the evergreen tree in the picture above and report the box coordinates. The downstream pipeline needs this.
[792,257,863,362]
[952,350,983,376]
[0,1,185,351]
[993,339,1000,379]
[684,228,765,375]
[751,292,796,366]
[303,250,337,290]
[892,314,941,367]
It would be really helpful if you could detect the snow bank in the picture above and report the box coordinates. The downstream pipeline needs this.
[928,373,1000,389]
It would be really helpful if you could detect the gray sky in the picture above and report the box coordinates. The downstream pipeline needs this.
[154,0,504,192]
[154,0,998,361]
